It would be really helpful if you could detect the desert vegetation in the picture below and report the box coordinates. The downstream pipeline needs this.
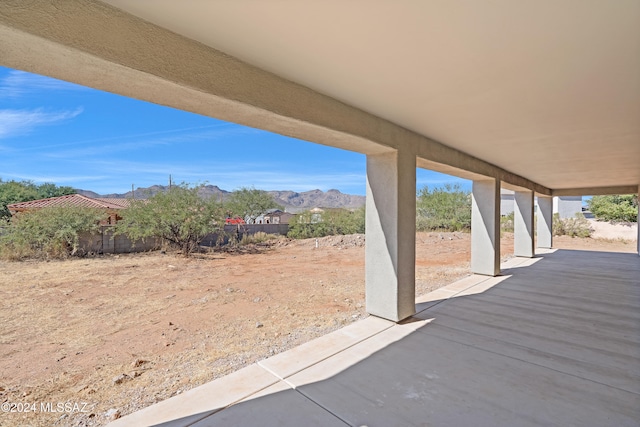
[0,206,106,260]
[588,194,638,223]
[289,183,476,238]
[115,184,226,257]
[501,210,594,238]
[0,183,288,260]
[552,213,593,238]
[416,183,472,232]
[287,207,365,239]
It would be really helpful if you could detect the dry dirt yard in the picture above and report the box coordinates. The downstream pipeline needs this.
[0,232,635,427]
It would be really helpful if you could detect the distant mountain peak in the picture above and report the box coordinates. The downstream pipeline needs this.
[76,185,364,213]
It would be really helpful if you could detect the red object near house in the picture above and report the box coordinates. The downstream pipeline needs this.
[225,217,246,225]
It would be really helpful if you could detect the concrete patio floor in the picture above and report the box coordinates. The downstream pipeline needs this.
[109,249,640,427]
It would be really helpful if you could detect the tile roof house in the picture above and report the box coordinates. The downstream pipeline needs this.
[8,194,132,225]
[7,194,159,254]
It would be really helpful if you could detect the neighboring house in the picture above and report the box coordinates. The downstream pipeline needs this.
[500,190,582,219]
[7,193,131,224]
[203,210,292,245]
[7,194,156,254]
[252,209,296,224]
[262,209,295,224]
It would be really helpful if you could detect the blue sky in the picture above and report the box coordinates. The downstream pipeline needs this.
[0,66,468,195]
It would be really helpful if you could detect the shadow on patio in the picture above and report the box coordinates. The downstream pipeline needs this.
[109,250,640,427]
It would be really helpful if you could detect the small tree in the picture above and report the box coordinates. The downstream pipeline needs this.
[225,187,282,223]
[0,179,76,221]
[116,184,225,257]
[416,183,471,231]
[0,206,106,260]
[588,195,638,223]
[0,180,38,221]
[36,182,76,199]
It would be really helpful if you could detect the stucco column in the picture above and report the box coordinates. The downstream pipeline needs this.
[514,190,534,257]
[537,196,553,249]
[365,150,416,322]
[471,179,501,276]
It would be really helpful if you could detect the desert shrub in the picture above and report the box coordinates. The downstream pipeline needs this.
[116,183,226,257]
[287,212,320,239]
[239,231,279,245]
[588,195,638,223]
[0,206,106,260]
[416,183,471,232]
[288,207,365,239]
[552,213,593,238]
[500,212,515,233]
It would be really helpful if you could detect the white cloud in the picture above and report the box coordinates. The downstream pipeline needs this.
[0,108,83,139]
[18,123,252,158]
[0,70,86,98]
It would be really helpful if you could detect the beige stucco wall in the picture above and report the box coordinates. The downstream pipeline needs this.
[79,227,159,254]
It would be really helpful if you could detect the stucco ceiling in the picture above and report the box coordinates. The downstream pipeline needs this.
[95,1,640,190]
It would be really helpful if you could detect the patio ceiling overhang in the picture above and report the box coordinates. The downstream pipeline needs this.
[1,0,638,195]
[1,0,639,322]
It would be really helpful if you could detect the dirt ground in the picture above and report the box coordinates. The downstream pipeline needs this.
[0,232,635,427]
[587,218,638,241]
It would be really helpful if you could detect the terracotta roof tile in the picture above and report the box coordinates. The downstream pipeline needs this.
[8,194,130,211]
[93,198,133,208]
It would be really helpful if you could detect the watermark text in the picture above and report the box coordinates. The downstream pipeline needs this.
[1,401,90,414]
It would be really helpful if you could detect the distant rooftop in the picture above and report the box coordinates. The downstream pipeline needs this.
[8,194,132,211]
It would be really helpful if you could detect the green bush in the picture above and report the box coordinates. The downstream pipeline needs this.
[0,206,106,260]
[116,183,226,257]
[416,183,471,232]
[587,195,638,223]
[288,207,365,239]
[552,213,593,238]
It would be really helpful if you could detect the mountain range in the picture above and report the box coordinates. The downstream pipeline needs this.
[77,185,365,213]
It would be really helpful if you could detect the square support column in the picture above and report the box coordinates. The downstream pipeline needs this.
[514,190,534,257]
[537,196,553,249]
[471,179,501,276]
[365,150,416,322]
